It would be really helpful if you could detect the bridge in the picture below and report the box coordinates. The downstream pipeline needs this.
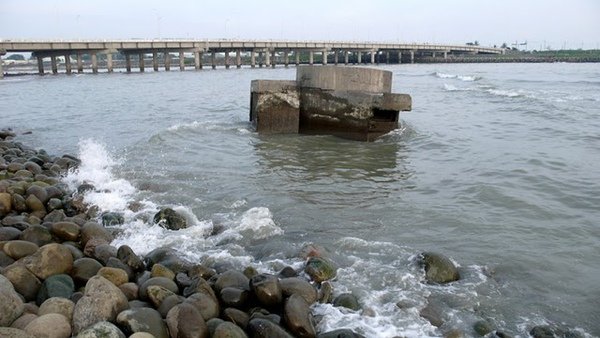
[0,39,504,77]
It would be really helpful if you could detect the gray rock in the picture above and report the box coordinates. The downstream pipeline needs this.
[116,307,168,338]
[101,212,124,226]
[247,317,294,338]
[147,284,177,308]
[76,321,126,338]
[214,270,250,293]
[80,221,113,247]
[20,225,53,246]
[0,327,36,338]
[420,252,460,284]
[206,318,226,337]
[143,247,189,274]
[0,274,24,326]
[166,303,209,338]
[138,276,179,301]
[473,320,493,336]
[222,308,250,329]
[0,226,22,241]
[250,274,283,308]
[284,294,316,338]
[185,291,220,321]
[157,294,185,318]
[71,257,104,285]
[72,276,129,334]
[116,245,145,272]
[24,313,71,338]
[153,207,188,230]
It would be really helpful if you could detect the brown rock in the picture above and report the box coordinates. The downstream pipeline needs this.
[0,192,12,216]
[3,240,39,260]
[147,284,177,308]
[22,243,73,280]
[19,225,53,247]
[283,294,316,338]
[214,270,250,293]
[166,303,209,338]
[80,222,113,247]
[280,277,318,304]
[97,267,129,286]
[250,274,283,308]
[71,257,103,285]
[38,297,75,322]
[151,263,175,280]
[118,282,139,301]
[49,221,80,242]
[2,263,41,301]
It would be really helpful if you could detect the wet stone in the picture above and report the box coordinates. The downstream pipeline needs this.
[116,307,169,338]
[213,321,249,338]
[153,207,188,230]
[247,317,294,338]
[333,293,361,311]
[250,273,283,308]
[166,303,209,338]
[280,277,318,304]
[139,276,179,301]
[222,307,250,329]
[49,221,80,242]
[3,240,39,259]
[101,212,124,226]
[72,257,104,286]
[214,270,250,293]
[220,287,250,308]
[420,252,460,284]
[305,257,337,283]
[284,294,316,338]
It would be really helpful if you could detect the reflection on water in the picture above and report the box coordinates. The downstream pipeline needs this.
[252,132,414,208]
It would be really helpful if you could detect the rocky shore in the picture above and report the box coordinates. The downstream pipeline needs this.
[0,129,584,338]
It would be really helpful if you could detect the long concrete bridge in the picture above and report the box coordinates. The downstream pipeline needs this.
[0,39,504,77]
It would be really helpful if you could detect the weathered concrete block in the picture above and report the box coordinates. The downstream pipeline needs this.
[250,66,412,141]
[250,80,300,134]
[296,66,392,93]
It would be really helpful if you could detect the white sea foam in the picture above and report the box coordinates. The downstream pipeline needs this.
[64,139,136,212]
[234,207,284,239]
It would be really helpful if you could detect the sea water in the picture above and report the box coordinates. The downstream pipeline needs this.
[1,63,599,337]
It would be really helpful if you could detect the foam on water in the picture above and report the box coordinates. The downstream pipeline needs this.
[434,72,481,82]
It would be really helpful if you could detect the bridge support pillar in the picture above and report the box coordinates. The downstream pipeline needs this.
[357,51,362,64]
[211,51,216,69]
[139,53,145,72]
[334,50,338,65]
[265,50,270,67]
[194,51,202,70]
[0,57,3,78]
[443,51,448,59]
[344,51,349,65]
[370,51,375,64]
[398,51,402,64]
[386,51,390,64]
[309,51,313,65]
[37,57,44,75]
[322,50,327,65]
[165,52,171,71]
[432,52,436,58]
[125,54,131,73]
[410,50,414,64]
[91,53,98,73]
[179,51,185,71]
[259,52,263,67]
[65,53,72,74]
[153,52,159,71]
[77,53,83,73]
[224,51,230,69]
[236,50,241,68]
[283,50,289,67]
[295,51,300,66]
[51,56,58,74]
[251,50,256,68]
[106,53,113,73]
[271,50,276,68]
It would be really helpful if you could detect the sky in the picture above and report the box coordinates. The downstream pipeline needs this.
[1,0,599,50]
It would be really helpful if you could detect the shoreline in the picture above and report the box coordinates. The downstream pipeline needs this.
[0,129,590,338]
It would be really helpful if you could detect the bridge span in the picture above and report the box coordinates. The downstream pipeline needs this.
[0,39,504,77]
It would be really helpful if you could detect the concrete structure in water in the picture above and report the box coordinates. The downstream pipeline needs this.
[250,66,412,141]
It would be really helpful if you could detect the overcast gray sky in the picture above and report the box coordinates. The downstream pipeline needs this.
[1,0,599,50]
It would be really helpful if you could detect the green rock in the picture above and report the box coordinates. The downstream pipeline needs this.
[473,320,493,336]
[333,293,361,311]
[420,252,460,284]
[102,212,124,226]
[36,274,75,305]
[305,257,337,283]
[153,207,188,230]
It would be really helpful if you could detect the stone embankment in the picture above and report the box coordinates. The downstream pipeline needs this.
[0,129,581,338]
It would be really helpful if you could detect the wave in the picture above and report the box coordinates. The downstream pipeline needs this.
[63,139,282,263]
[434,72,481,82]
